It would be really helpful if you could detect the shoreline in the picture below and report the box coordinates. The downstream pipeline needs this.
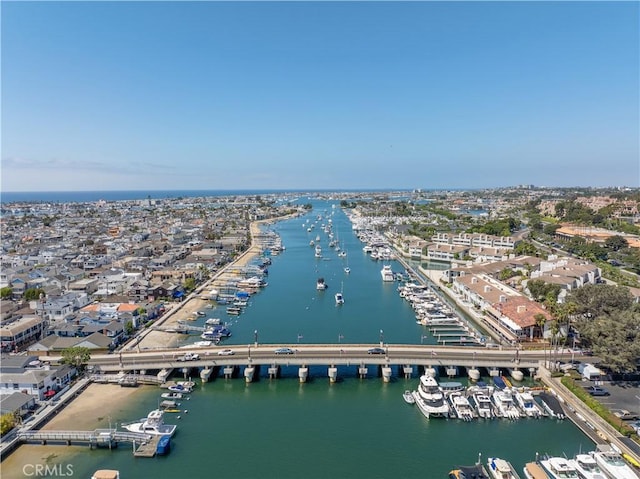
[0,212,299,471]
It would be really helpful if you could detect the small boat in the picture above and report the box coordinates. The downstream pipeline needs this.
[523,462,550,479]
[449,457,490,479]
[122,409,177,437]
[335,292,344,305]
[161,392,183,399]
[205,318,222,325]
[317,278,328,290]
[92,471,120,479]
[487,457,523,479]
[167,384,192,393]
[403,390,415,404]
[344,267,351,274]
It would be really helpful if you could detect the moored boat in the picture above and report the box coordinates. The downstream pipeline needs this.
[335,291,344,305]
[523,462,550,479]
[567,453,607,479]
[487,457,523,479]
[590,445,640,479]
[403,390,415,404]
[412,374,450,419]
[381,264,395,282]
[539,456,579,479]
[316,277,328,290]
[122,409,177,437]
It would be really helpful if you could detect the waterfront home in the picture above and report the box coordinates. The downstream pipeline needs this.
[28,331,114,356]
[0,316,47,352]
[0,356,75,400]
[0,391,37,418]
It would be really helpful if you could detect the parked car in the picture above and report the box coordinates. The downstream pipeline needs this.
[217,349,235,356]
[585,386,610,396]
[367,347,386,355]
[612,409,639,420]
[274,348,294,355]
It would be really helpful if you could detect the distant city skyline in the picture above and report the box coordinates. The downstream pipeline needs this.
[2,1,638,192]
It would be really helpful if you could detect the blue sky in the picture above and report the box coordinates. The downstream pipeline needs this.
[2,1,638,192]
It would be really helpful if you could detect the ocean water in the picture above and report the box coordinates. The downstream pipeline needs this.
[3,198,594,478]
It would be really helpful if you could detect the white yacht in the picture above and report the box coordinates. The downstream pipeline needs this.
[122,409,177,437]
[314,245,322,258]
[381,264,394,282]
[335,291,344,305]
[316,278,327,290]
[412,374,450,419]
[514,390,542,418]
[567,453,607,479]
[591,447,639,479]
[472,390,495,419]
[539,457,579,479]
[448,391,475,421]
[492,389,521,420]
[487,457,523,479]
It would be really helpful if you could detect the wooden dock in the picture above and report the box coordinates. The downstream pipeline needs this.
[133,435,161,457]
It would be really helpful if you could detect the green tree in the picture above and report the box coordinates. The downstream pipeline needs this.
[604,235,629,252]
[23,288,45,301]
[124,320,135,336]
[60,346,91,373]
[567,284,634,318]
[0,413,17,435]
[183,277,197,292]
[0,287,13,300]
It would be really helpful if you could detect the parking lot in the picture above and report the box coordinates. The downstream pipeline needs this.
[586,378,640,422]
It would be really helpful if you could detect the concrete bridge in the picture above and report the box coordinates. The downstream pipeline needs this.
[68,344,582,384]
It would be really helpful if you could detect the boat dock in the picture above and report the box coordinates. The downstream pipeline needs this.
[133,435,162,457]
[18,429,151,450]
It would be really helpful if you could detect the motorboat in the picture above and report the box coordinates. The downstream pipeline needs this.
[381,264,395,282]
[205,317,222,325]
[471,390,495,419]
[315,245,322,258]
[412,374,450,419]
[344,267,351,274]
[335,292,344,305]
[161,392,183,400]
[449,458,490,479]
[92,471,120,479]
[316,278,328,290]
[449,392,475,422]
[122,409,177,437]
[492,389,521,420]
[403,390,415,404]
[567,453,607,479]
[539,457,579,479]
[590,446,639,479]
[514,390,542,418]
[167,383,192,393]
[487,457,523,479]
[522,462,550,479]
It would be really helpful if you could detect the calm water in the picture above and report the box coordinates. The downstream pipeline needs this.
[9,198,594,478]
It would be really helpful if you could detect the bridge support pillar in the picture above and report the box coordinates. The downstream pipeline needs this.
[328,366,338,383]
[381,366,392,383]
[489,368,500,377]
[358,365,368,379]
[223,366,234,379]
[298,366,308,383]
[268,365,279,379]
[403,365,413,379]
[244,366,255,383]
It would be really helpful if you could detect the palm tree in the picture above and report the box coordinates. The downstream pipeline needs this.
[534,313,548,367]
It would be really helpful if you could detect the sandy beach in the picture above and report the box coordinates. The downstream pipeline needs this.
[1,384,147,474]
[137,217,288,350]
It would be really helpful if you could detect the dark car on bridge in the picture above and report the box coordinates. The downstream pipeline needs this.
[274,348,295,355]
[367,347,386,355]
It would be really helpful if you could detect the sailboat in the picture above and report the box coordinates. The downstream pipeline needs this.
[335,282,345,305]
